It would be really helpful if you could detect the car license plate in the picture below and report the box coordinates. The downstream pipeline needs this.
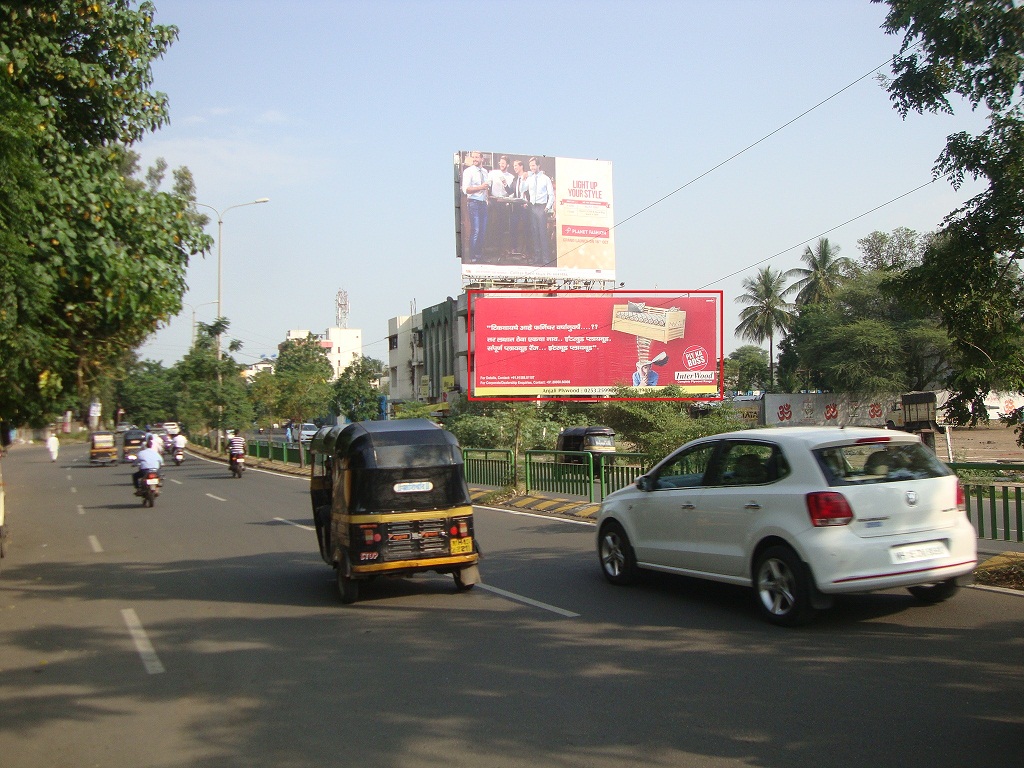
[450,537,473,555]
[890,541,949,564]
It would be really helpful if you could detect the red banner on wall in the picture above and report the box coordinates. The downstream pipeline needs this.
[468,290,723,400]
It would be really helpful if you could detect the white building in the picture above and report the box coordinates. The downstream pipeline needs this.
[387,314,423,403]
[285,327,363,380]
[242,357,276,381]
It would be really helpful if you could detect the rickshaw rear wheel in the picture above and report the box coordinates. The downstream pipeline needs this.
[337,558,359,604]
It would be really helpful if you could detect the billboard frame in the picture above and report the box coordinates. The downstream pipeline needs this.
[454,151,616,284]
[466,288,725,403]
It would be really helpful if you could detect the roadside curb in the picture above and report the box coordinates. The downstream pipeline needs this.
[468,488,600,519]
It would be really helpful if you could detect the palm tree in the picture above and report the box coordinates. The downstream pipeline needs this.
[785,237,856,306]
[735,267,795,387]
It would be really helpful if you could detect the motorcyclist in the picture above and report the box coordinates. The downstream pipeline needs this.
[227,432,246,468]
[172,433,187,451]
[133,437,164,488]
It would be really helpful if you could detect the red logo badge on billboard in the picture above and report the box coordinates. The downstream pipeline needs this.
[469,289,723,401]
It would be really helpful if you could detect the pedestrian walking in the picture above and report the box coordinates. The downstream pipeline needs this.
[46,432,59,462]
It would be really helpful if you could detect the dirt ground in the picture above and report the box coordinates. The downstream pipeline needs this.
[940,423,1023,463]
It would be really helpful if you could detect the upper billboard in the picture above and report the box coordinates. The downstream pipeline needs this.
[468,290,723,400]
[454,151,615,282]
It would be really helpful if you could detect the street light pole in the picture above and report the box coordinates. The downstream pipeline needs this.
[182,301,218,345]
[195,198,269,451]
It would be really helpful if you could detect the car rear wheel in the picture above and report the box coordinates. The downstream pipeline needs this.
[598,522,637,585]
[754,545,815,626]
[907,578,959,604]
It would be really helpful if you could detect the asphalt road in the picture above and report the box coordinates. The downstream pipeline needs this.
[2,441,1023,768]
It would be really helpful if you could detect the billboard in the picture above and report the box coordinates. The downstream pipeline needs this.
[455,151,615,282]
[468,290,723,400]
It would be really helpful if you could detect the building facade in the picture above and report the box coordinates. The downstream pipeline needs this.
[285,327,363,380]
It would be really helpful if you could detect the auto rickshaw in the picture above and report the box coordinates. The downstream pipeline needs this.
[121,428,146,463]
[309,419,481,604]
[556,425,616,476]
[89,430,118,466]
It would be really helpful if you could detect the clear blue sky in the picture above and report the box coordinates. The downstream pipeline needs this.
[136,0,984,367]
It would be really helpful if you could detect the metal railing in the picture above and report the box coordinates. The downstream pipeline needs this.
[525,450,598,501]
[463,448,515,487]
[949,462,1024,542]
[599,452,653,498]
[962,483,1024,542]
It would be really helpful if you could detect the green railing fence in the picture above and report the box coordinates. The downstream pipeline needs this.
[949,463,1024,542]
[600,452,654,498]
[463,448,515,487]
[525,450,598,501]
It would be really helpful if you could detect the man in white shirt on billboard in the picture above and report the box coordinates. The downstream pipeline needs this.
[461,150,489,262]
[527,156,555,266]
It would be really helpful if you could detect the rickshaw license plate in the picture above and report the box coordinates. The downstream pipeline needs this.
[450,537,473,554]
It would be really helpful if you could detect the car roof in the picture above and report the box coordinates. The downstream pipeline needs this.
[701,426,921,449]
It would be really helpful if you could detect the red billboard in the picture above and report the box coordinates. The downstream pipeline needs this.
[469,290,723,400]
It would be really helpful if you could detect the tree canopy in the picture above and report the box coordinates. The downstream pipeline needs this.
[0,1,211,426]
[878,0,1024,433]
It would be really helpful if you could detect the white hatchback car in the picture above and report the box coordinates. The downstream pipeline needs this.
[597,427,977,626]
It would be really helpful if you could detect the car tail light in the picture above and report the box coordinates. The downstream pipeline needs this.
[855,436,891,444]
[806,491,854,527]
[956,484,965,508]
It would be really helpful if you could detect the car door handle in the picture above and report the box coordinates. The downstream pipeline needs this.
[680,503,695,510]
[744,502,761,510]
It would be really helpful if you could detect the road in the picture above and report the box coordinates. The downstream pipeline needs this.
[2,441,1023,768]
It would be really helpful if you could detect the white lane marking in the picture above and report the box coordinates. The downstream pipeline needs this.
[168,478,182,485]
[477,583,580,618]
[274,517,315,531]
[77,505,85,515]
[190,451,307,479]
[88,535,103,553]
[120,609,165,674]
[474,504,596,526]
[206,493,226,502]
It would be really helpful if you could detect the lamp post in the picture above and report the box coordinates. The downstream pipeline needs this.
[195,198,270,451]
[182,300,218,345]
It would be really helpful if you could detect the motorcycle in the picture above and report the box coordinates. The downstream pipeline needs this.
[229,452,245,478]
[135,469,162,507]
[172,448,184,466]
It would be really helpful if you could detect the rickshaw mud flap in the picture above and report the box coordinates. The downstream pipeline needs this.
[350,553,480,576]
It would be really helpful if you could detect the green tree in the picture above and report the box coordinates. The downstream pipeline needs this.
[785,237,856,306]
[603,386,746,459]
[780,269,952,395]
[724,345,771,393]
[173,320,252,438]
[857,227,929,271]
[247,369,281,429]
[0,2,211,426]
[332,357,386,423]
[735,267,795,387]
[274,335,333,424]
[878,0,1024,438]
[116,356,177,428]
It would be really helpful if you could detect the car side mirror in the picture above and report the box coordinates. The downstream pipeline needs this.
[636,475,653,492]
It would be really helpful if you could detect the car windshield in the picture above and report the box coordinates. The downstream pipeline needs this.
[814,442,952,486]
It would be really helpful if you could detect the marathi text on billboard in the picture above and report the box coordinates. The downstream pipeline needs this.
[468,290,723,400]
[455,151,615,282]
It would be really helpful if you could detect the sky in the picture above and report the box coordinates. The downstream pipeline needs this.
[135,0,986,368]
